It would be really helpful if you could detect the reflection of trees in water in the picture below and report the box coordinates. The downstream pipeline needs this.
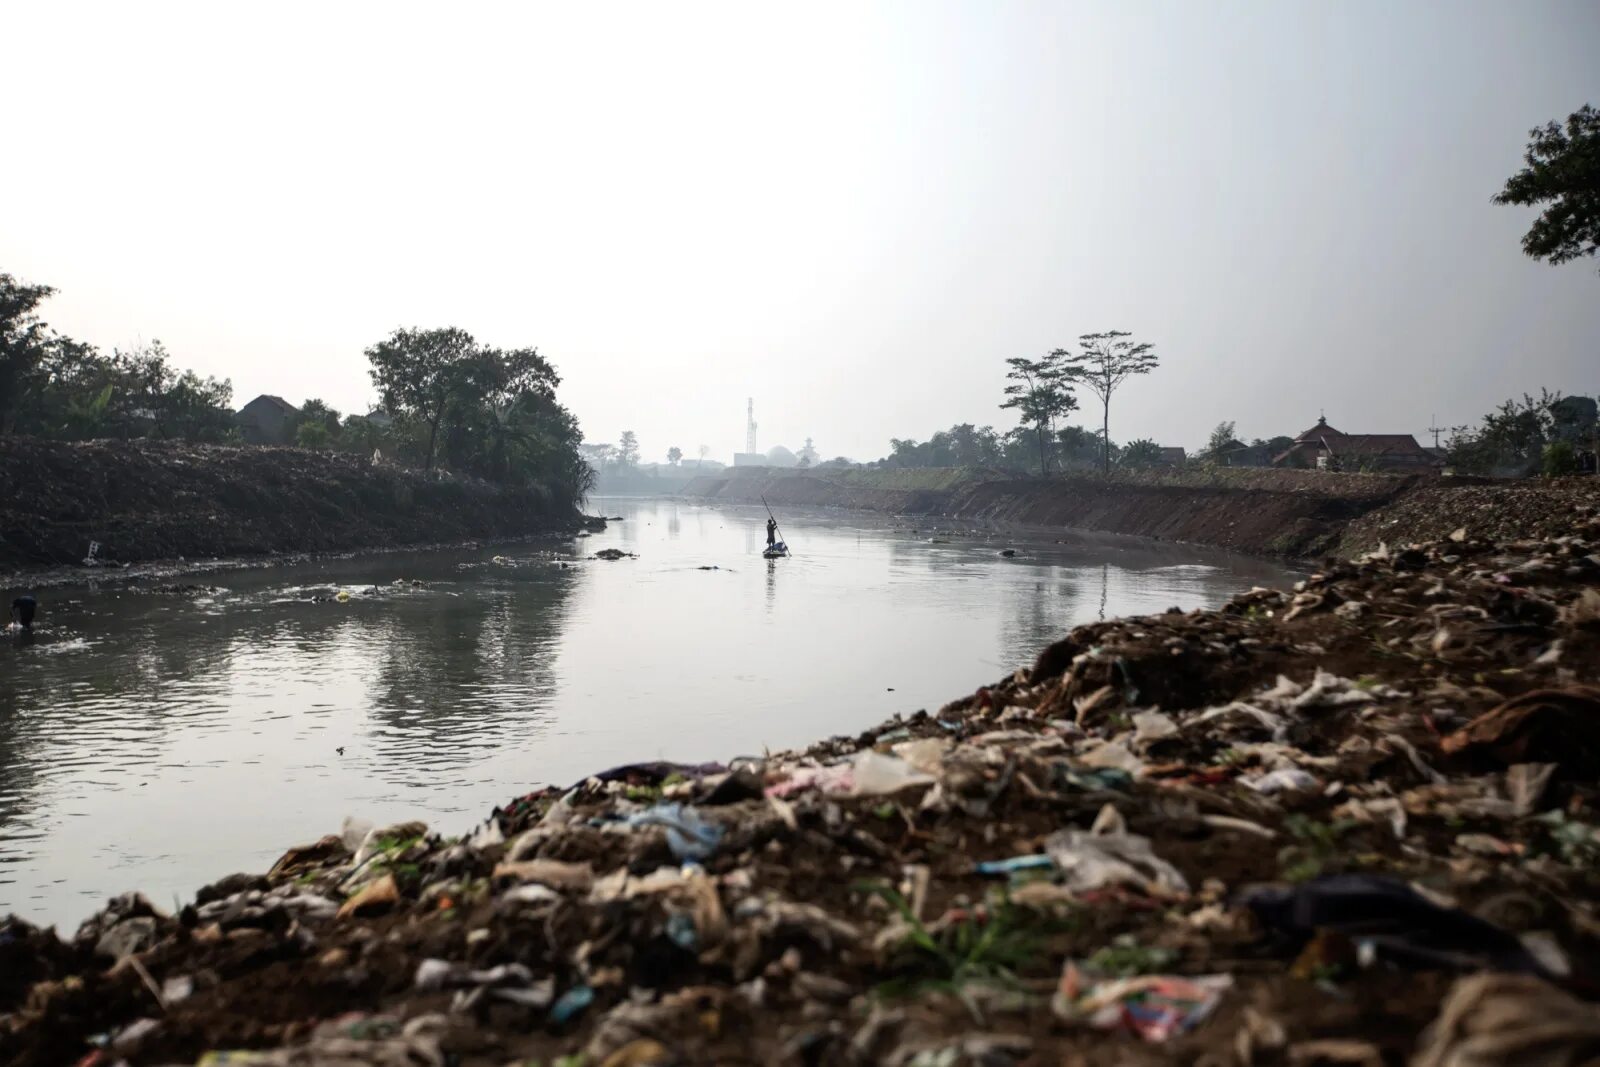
[0,678,43,841]
[364,569,577,780]
[0,602,265,844]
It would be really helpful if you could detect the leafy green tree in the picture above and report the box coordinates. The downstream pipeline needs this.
[365,327,477,470]
[618,430,640,468]
[99,340,234,442]
[1,274,68,434]
[340,412,389,456]
[3,274,234,442]
[1494,105,1600,271]
[1056,331,1159,474]
[667,445,683,466]
[1121,439,1164,468]
[1544,440,1579,476]
[1255,435,1294,457]
[1448,391,1562,476]
[1001,354,1076,474]
[1205,421,1238,456]
[1055,425,1107,469]
[293,398,342,448]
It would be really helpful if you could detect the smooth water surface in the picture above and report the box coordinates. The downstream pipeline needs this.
[1,498,1295,927]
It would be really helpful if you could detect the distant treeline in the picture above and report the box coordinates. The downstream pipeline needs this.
[872,423,1161,472]
[0,273,593,508]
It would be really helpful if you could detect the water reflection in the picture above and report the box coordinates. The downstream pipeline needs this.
[0,500,1295,927]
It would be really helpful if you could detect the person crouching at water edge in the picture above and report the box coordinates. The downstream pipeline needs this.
[10,594,37,632]
[766,518,777,547]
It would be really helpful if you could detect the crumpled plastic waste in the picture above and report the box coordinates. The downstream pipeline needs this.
[765,749,935,798]
[550,983,596,1025]
[1238,873,1551,975]
[1052,960,1232,1042]
[1242,767,1321,794]
[414,958,554,1011]
[624,802,725,861]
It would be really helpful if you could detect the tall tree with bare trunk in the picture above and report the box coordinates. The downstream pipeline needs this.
[1000,354,1076,475]
[1057,331,1159,474]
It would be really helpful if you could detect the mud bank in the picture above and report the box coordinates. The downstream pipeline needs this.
[681,467,1410,558]
[684,467,1600,560]
[3,497,1599,1066]
[0,437,584,573]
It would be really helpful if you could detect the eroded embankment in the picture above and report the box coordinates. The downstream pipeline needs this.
[0,437,581,572]
[684,467,1415,558]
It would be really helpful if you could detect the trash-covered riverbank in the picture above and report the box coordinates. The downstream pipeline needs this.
[4,498,1600,1066]
[0,437,588,574]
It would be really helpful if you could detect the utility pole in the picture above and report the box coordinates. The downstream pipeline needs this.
[1427,414,1444,450]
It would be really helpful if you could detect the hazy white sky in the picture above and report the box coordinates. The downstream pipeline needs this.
[4,1,1597,462]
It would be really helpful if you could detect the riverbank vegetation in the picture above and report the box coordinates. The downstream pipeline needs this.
[0,275,234,442]
[0,273,594,511]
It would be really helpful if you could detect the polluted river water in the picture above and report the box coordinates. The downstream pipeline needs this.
[0,497,1295,929]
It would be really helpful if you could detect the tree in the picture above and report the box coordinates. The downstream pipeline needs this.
[697,444,709,467]
[103,340,233,442]
[617,430,640,468]
[1493,104,1600,271]
[1448,391,1562,476]
[1057,331,1159,474]
[1200,420,1241,464]
[1055,425,1105,469]
[1121,439,1164,468]
[0,274,64,434]
[294,398,342,448]
[667,445,683,466]
[1001,354,1077,475]
[365,327,477,470]
[341,412,389,456]
[1256,435,1294,457]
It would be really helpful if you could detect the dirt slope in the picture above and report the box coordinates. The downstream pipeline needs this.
[0,437,580,571]
[686,467,1414,558]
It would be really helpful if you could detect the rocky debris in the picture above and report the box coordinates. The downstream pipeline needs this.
[1339,478,1600,557]
[3,512,1600,1065]
[592,549,636,561]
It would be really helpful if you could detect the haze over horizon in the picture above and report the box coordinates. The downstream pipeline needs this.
[4,1,1597,463]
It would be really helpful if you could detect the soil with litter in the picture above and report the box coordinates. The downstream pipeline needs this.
[5,489,1600,1066]
[0,437,583,572]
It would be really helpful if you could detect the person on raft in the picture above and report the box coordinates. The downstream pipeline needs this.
[11,594,37,631]
[766,518,778,547]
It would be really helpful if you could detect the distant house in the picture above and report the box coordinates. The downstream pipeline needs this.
[1273,416,1441,473]
[1157,446,1187,466]
[236,394,299,445]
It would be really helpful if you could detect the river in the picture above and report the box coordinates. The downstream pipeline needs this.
[0,497,1296,928]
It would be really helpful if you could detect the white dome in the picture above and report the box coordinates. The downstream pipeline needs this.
[765,445,798,467]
